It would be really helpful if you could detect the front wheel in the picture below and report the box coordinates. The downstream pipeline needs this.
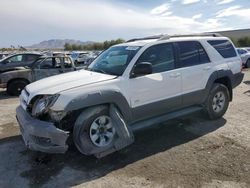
[7,80,28,96]
[73,105,116,156]
[204,84,230,120]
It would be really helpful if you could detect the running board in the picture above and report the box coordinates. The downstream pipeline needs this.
[130,106,203,132]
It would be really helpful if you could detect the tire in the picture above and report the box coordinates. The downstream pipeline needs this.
[73,105,116,156]
[246,59,250,68]
[7,80,28,96]
[204,83,230,120]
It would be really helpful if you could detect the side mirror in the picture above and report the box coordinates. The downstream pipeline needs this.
[131,62,152,78]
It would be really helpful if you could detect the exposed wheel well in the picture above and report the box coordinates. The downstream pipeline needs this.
[214,77,232,101]
[60,103,113,131]
[7,78,30,88]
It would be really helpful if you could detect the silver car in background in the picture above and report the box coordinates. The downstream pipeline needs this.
[237,48,250,68]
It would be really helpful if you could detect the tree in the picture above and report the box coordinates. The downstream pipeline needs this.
[64,38,125,51]
[64,43,72,50]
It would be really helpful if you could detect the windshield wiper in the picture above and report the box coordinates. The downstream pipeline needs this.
[93,68,108,74]
[86,67,107,74]
[85,67,118,76]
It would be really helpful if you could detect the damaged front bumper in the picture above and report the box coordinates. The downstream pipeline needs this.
[16,105,69,153]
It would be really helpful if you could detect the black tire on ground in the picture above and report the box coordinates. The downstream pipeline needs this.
[73,105,115,156]
[246,59,250,68]
[204,83,230,120]
[7,80,29,96]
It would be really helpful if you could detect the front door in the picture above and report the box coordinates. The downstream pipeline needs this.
[32,57,62,81]
[127,43,182,121]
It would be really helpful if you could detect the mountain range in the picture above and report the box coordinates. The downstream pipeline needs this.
[26,39,94,49]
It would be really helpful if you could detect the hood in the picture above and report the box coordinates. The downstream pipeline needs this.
[26,70,117,96]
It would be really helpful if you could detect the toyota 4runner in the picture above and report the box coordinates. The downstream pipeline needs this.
[16,34,244,158]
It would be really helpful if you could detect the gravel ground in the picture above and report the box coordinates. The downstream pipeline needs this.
[0,69,249,188]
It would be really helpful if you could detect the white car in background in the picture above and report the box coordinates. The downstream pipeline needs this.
[237,48,250,68]
[75,52,90,64]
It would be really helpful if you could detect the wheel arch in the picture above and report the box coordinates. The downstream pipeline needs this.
[7,78,30,88]
[63,90,132,123]
[205,70,233,101]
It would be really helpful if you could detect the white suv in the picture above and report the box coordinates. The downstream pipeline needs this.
[16,34,244,158]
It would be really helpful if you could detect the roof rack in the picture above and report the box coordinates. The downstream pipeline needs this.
[161,33,223,39]
[126,33,223,43]
[126,35,164,42]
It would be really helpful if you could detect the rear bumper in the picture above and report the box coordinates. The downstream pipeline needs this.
[16,106,69,153]
[232,72,244,88]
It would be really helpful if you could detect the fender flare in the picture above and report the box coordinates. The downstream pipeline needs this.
[204,70,233,101]
[64,89,133,122]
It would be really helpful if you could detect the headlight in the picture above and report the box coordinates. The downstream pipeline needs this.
[32,94,59,117]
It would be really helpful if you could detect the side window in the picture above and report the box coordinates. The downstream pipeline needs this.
[39,58,61,69]
[23,54,39,62]
[208,40,237,58]
[177,41,210,67]
[7,55,23,63]
[136,43,175,74]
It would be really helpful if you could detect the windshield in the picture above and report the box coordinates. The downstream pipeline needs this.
[88,46,141,76]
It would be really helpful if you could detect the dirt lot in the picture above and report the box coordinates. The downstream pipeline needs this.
[0,70,249,188]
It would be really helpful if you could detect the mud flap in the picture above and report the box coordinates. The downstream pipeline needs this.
[94,104,134,158]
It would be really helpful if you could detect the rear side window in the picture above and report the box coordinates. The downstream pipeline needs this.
[208,40,237,58]
[39,58,61,69]
[177,41,210,67]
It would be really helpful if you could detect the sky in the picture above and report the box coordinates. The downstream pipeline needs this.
[0,0,250,47]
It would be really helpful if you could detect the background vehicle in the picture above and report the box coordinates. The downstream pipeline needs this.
[0,56,78,95]
[74,52,90,64]
[0,52,9,60]
[237,48,250,68]
[0,52,42,73]
[16,34,243,158]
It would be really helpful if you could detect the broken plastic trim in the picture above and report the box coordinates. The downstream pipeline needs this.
[16,105,69,153]
[94,104,134,158]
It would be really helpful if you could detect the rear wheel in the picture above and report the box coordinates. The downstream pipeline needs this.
[7,80,28,96]
[205,83,230,120]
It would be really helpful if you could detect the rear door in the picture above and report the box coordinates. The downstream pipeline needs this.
[176,41,212,107]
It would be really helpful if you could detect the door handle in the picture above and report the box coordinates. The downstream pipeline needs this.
[203,66,211,71]
[170,73,181,78]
